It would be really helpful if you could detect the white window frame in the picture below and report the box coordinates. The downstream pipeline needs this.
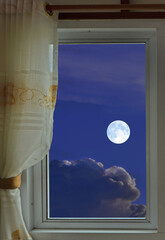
[20,19,165,240]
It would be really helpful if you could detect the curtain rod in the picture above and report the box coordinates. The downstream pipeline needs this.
[45,4,165,19]
[46,4,165,11]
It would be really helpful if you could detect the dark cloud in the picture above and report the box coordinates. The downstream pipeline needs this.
[49,158,146,218]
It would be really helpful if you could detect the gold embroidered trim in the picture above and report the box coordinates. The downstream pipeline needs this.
[0,83,58,110]
[0,174,22,189]
[12,229,21,240]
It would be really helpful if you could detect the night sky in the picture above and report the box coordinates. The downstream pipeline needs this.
[49,44,146,218]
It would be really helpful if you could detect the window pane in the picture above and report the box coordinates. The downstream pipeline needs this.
[49,44,146,218]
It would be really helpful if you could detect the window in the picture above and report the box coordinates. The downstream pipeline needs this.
[49,43,146,219]
[20,20,165,240]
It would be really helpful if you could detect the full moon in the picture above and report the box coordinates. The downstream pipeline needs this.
[107,120,130,144]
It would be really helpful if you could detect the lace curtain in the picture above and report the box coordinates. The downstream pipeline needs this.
[0,0,58,239]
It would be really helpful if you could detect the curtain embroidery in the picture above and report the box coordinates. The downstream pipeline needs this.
[0,83,58,110]
[12,229,20,240]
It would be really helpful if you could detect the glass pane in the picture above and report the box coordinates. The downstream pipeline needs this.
[49,44,146,218]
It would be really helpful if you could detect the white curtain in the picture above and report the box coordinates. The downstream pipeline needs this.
[0,0,58,239]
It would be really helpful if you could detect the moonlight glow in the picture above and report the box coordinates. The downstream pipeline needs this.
[107,120,130,144]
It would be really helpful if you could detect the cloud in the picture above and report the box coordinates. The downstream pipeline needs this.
[57,44,146,107]
[49,158,146,218]
[57,78,145,110]
[59,44,145,86]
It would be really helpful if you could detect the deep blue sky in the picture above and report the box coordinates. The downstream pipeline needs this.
[49,44,146,217]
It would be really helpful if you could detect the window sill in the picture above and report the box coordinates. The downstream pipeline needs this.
[31,229,162,240]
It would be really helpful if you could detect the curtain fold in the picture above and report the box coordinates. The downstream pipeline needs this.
[0,0,58,239]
